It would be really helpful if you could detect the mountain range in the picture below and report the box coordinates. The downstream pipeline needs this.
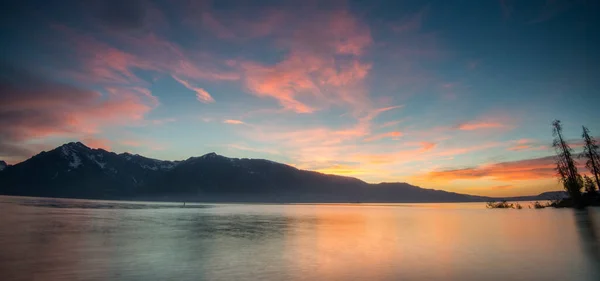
[0,142,563,203]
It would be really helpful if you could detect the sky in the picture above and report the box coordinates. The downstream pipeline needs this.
[0,0,598,197]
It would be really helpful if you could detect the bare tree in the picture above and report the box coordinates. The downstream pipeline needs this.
[580,126,600,190]
[552,120,582,203]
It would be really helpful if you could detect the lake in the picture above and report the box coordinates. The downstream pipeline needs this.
[0,196,599,281]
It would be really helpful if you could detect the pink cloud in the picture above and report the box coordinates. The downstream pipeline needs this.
[82,137,111,150]
[224,119,245,125]
[234,106,402,166]
[54,25,240,87]
[379,120,403,129]
[507,139,549,151]
[237,8,373,114]
[458,122,505,131]
[172,75,215,103]
[0,65,156,159]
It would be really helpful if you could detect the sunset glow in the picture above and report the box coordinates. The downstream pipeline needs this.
[0,0,598,197]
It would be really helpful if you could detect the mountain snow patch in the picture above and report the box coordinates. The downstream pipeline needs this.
[69,153,82,169]
[88,154,106,169]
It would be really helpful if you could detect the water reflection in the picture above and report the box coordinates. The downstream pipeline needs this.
[283,205,599,281]
[573,208,600,278]
[0,198,599,281]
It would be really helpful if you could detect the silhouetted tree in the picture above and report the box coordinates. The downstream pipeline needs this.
[552,120,582,204]
[580,126,600,190]
[583,175,597,194]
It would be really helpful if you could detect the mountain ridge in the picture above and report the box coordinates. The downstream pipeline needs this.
[0,142,558,203]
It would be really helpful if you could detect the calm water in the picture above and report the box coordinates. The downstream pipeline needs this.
[0,196,599,281]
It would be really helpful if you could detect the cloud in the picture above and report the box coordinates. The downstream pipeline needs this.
[314,163,372,176]
[82,136,111,150]
[379,120,403,129]
[172,75,215,103]
[223,119,245,125]
[237,8,373,113]
[492,185,514,190]
[417,156,559,182]
[53,24,240,86]
[0,63,156,160]
[364,131,403,142]
[458,122,505,131]
[507,139,549,151]
[235,106,402,168]
[420,142,436,151]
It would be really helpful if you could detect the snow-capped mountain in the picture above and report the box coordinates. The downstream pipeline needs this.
[0,142,180,198]
[0,142,490,203]
[57,142,179,172]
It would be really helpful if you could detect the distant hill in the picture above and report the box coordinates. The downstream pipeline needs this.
[0,142,561,203]
[499,191,569,202]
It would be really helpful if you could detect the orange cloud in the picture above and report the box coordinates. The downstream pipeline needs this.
[418,156,559,182]
[224,119,245,125]
[314,164,373,176]
[364,131,403,142]
[420,142,436,151]
[491,185,514,190]
[172,75,215,103]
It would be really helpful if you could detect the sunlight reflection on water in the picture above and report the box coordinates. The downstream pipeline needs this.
[0,196,599,281]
